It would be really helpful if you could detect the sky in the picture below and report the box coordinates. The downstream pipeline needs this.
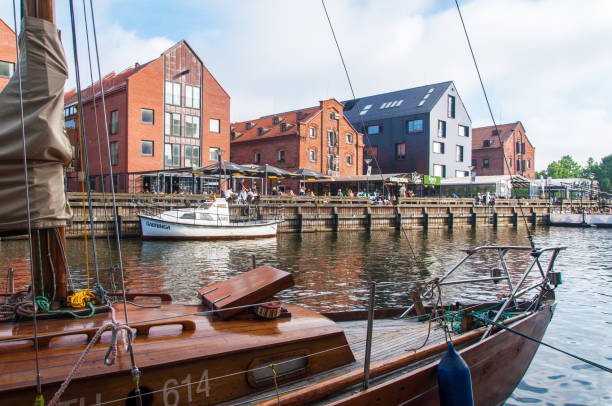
[2,0,611,171]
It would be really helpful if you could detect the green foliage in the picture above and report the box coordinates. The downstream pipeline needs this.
[543,155,582,179]
[539,154,612,192]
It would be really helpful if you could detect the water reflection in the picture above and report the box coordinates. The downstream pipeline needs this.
[1,227,610,405]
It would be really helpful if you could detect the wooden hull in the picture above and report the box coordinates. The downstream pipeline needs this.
[0,303,355,406]
[139,215,280,240]
[329,305,554,406]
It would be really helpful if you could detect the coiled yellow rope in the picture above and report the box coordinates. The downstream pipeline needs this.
[67,290,95,309]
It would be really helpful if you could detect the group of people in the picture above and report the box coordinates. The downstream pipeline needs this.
[224,183,259,204]
[474,191,493,206]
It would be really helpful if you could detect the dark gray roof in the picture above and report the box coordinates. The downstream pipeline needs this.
[343,81,453,123]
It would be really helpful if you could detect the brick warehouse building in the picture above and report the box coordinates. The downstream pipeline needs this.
[230,99,363,193]
[0,18,17,92]
[472,121,535,179]
[64,40,230,193]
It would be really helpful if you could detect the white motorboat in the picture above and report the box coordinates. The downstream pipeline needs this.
[549,212,612,228]
[139,198,282,239]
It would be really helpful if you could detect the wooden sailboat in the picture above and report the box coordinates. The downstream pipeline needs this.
[0,1,565,405]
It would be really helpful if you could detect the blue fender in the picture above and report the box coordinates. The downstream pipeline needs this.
[437,341,474,406]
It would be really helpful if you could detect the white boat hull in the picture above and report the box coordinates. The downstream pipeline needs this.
[139,215,280,239]
[549,213,612,228]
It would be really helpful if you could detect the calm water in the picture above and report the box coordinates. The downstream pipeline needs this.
[1,227,610,404]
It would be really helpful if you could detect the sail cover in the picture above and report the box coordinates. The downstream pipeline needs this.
[0,17,72,233]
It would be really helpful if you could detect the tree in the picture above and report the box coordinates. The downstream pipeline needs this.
[597,154,612,191]
[543,155,582,179]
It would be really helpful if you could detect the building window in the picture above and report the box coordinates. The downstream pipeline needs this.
[406,119,423,133]
[438,120,446,138]
[309,126,316,138]
[185,115,200,138]
[396,143,406,160]
[141,141,153,156]
[165,112,181,136]
[278,150,285,162]
[184,146,200,168]
[0,61,15,78]
[210,118,220,133]
[433,164,446,178]
[483,140,491,147]
[185,85,200,109]
[455,170,469,177]
[346,133,353,144]
[367,125,381,135]
[433,142,445,154]
[527,160,531,169]
[508,158,512,167]
[165,81,181,106]
[165,144,180,166]
[327,155,338,171]
[110,110,118,134]
[346,154,353,166]
[254,152,261,164]
[309,149,316,162]
[141,108,154,124]
[516,142,526,154]
[209,147,220,161]
[329,112,335,120]
[456,145,464,162]
[447,95,455,118]
[327,131,338,147]
[517,159,523,171]
[110,142,118,166]
[365,146,378,160]
[458,125,469,137]
[472,159,477,167]
[483,159,489,168]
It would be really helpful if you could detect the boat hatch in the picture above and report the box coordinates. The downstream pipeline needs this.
[200,266,294,319]
[248,351,309,387]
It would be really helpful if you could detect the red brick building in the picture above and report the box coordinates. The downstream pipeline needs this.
[64,40,230,193]
[0,18,17,92]
[230,99,363,192]
[472,121,535,179]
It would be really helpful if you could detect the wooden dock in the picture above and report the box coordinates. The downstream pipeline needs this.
[63,193,599,238]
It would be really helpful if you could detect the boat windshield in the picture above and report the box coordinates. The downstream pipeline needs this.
[198,202,215,210]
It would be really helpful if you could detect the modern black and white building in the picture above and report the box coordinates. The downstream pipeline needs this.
[343,81,472,178]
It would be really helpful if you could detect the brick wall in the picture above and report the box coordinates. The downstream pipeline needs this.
[0,19,17,92]
[127,58,164,173]
[202,64,230,165]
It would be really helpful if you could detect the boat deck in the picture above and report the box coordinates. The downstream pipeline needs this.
[230,316,449,405]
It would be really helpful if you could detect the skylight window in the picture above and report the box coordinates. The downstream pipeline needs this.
[428,88,435,94]
[423,94,430,99]
[396,100,403,106]
[418,100,425,106]
[359,104,372,116]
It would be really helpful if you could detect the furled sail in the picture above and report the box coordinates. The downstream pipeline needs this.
[0,16,72,233]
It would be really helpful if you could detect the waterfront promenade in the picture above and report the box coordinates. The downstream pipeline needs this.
[65,193,601,238]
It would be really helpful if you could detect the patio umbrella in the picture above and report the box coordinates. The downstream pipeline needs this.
[293,168,331,180]
[247,164,299,179]
[193,161,248,176]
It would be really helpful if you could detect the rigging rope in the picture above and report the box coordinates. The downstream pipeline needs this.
[11,1,43,400]
[454,0,535,249]
[475,313,612,374]
[320,0,422,269]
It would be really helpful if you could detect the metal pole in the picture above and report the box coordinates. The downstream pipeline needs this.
[251,254,256,270]
[363,281,376,391]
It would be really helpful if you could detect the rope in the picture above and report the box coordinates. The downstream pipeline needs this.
[66,290,96,309]
[47,307,135,406]
[269,364,281,406]
[475,313,612,373]
[454,0,535,249]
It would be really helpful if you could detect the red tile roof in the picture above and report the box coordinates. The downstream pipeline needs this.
[472,122,519,150]
[231,106,321,143]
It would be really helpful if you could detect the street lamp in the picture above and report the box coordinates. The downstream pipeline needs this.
[218,149,225,195]
[364,158,372,196]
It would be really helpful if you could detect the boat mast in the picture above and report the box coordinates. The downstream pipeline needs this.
[23,0,69,308]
